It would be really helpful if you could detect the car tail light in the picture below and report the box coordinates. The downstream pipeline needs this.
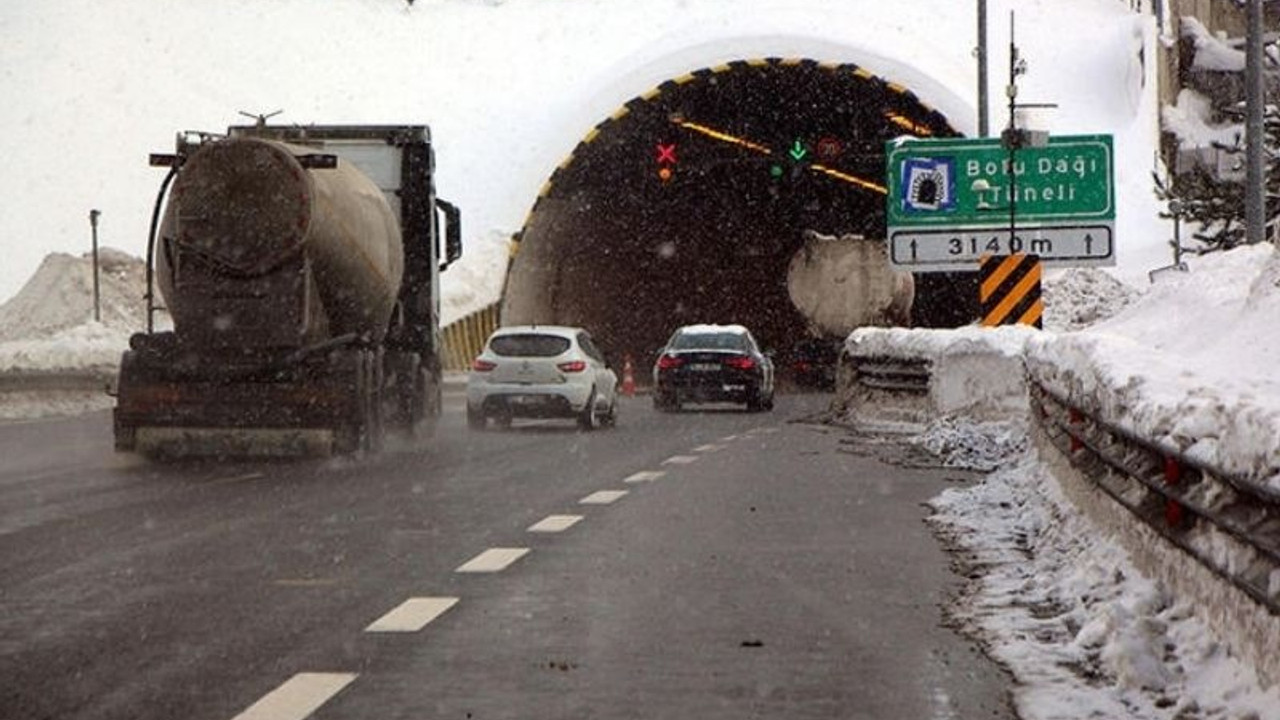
[656,354,684,370]
[471,358,497,372]
[724,356,756,370]
[557,360,587,373]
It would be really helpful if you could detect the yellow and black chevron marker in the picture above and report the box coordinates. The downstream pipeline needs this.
[979,253,1043,329]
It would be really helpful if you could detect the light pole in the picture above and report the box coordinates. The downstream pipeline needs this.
[89,209,101,323]
[977,0,989,137]
[1245,0,1266,244]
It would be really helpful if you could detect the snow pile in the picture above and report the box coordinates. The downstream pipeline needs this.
[0,248,147,342]
[1161,88,1240,152]
[0,249,152,374]
[910,417,1028,472]
[1042,267,1141,332]
[930,452,1280,720]
[1027,243,1280,489]
[0,322,129,374]
[1181,15,1245,73]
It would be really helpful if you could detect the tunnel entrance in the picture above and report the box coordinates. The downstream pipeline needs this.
[504,58,971,375]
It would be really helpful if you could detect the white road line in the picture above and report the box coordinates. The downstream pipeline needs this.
[365,597,458,633]
[230,672,357,720]
[662,455,699,465]
[456,547,530,573]
[579,490,628,505]
[528,515,584,533]
[212,472,265,485]
[693,444,726,453]
[623,470,666,484]
[720,434,739,442]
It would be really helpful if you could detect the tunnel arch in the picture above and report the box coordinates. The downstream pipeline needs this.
[503,56,971,375]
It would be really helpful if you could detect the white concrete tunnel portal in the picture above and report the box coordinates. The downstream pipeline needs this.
[503,57,973,375]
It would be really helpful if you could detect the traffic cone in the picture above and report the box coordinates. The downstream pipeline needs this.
[621,354,636,397]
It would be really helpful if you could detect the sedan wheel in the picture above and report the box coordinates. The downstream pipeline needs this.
[578,390,600,430]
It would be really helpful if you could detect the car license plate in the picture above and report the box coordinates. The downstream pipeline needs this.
[690,363,718,371]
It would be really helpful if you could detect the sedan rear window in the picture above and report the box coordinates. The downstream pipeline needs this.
[490,334,571,357]
[671,332,749,351]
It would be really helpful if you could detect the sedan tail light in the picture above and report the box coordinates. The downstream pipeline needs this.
[471,358,497,372]
[656,354,684,370]
[724,356,756,370]
[557,360,587,373]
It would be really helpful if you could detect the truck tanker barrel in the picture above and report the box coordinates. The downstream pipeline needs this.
[116,123,461,458]
[157,135,404,349]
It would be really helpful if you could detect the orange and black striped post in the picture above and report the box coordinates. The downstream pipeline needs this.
[979,253,1043,328]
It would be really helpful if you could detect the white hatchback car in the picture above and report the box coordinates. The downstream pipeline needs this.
[467,325,619,430]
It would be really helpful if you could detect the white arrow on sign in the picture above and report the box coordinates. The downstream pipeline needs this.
[888,224,1115,272]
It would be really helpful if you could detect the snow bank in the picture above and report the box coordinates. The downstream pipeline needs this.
[1027,243,1280,489]
[931,448,1280,719]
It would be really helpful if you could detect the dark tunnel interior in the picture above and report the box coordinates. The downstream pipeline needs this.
[503,59,978,376]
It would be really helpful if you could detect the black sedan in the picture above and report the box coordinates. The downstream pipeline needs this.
[652,324,775,412]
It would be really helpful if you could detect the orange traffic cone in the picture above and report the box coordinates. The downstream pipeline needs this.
[621,354,636,397]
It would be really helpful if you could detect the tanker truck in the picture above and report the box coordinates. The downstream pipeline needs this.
[113,123,461,457]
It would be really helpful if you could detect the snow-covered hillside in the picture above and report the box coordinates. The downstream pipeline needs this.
[0,0,1168,312]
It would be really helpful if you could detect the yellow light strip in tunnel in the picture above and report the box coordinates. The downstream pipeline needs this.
[673,120,774,155]
[885,112,933,136]
[807,164,888,195]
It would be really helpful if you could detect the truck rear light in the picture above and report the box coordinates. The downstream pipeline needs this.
[724,356,756,370]
[656,354,683,370]
[557,360,587,373]
[472,358,497,372]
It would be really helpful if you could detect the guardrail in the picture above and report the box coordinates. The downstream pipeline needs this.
[440,304,500,371]
[848,355,931,393]
[1030,379,1280,616]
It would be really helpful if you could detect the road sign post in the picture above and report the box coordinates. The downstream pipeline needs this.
[885,134,1114,272]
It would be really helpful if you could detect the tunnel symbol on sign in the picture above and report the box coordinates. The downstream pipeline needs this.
[901,157,955,213]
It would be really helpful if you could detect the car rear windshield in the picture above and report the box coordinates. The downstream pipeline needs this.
[490,334,571,357]
[670,332,749,351]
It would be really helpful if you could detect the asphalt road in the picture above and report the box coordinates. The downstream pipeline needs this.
[0,392,1014,720]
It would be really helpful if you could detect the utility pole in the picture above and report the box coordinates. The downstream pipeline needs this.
[1004,12,1023,247]
[977,0,989,137]
[1245,0,1266,244]
[89,209,101,323]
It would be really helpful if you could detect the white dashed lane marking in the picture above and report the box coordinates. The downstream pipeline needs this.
[662,455,699,465]
[230,672,357,720]
[528,515,584,533]
[623,470,666,483]
[456,547,530,573]
[365,597,459,633]
[693,444,726,453]
[579,490,628,505]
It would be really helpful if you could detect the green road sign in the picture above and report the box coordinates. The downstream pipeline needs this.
[885,134,1115,271]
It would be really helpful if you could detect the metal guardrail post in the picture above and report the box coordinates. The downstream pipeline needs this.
[1164,455,1185,529]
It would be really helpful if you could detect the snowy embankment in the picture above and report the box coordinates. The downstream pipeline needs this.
[0,250,145,420]
[838,247,1280,716]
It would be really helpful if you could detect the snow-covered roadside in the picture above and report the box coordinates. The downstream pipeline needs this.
[922,424,1280,719]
